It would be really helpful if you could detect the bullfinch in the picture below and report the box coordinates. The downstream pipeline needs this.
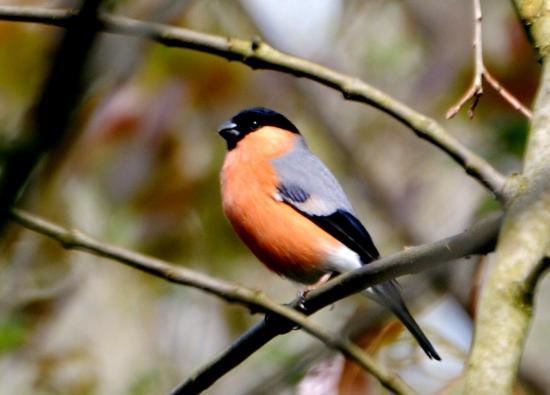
[218,107,440,360]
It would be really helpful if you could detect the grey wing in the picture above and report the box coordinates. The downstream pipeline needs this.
[271,138,353,216]
[271,138,380,263]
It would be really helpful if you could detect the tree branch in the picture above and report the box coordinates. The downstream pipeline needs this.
[10,208,502,394]
[0,5,507,199]
[447,0,532,119]
[172,214,502,394]
[447,0,484,119]
[0,1,103,236]
[9,208,415,395]
[483,68,533,119]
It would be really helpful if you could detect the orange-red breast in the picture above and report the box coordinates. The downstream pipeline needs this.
[218,107,440,360]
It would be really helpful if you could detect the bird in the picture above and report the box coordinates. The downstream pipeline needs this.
[217,107,440,360]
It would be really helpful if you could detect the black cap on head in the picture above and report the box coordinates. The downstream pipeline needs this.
[217,107,300,150]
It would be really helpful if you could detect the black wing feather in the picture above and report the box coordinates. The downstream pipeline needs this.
[277,183,441,360]
[278,184,379,264]
[308,209,379,264]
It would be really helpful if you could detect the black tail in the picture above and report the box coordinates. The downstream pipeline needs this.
[365,281,441,360]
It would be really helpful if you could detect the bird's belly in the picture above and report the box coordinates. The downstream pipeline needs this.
[225,194,338,283]
[222,163,340,284]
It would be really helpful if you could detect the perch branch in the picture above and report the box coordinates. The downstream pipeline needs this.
[10,208,415,395]
[172,214,502,394]
[10,208,502,394]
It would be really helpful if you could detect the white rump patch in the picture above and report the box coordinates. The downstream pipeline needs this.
[324,245,362,274]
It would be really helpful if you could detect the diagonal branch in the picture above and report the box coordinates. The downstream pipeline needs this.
[0,5,507,199]
[446,0,532,119]
[9,208,415,395]
[172,213,502,394]
[10,208,502,394]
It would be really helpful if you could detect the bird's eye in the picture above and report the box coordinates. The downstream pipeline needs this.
[252,120,259,127]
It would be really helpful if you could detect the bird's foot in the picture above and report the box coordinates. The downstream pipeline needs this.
[297,291,307,312]
[297,273,332,310]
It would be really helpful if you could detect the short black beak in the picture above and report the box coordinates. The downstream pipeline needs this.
[217,121,239,140]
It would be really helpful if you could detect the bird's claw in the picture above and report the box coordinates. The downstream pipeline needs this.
[297,290,307,311]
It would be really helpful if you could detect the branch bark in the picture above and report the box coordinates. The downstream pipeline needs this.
[173,214,501,394]
[464,3,550,391]
[0,5,507,199]
[9,208,502,394]
[10,208,416,395]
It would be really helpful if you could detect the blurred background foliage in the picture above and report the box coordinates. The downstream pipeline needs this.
[0,0,545,394]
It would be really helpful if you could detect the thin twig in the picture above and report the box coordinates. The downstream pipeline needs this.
[472,0,484,94]
[483,69,533,119]
[0,5,507,198]
[9,208,415,395]
[447,0,532,119]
